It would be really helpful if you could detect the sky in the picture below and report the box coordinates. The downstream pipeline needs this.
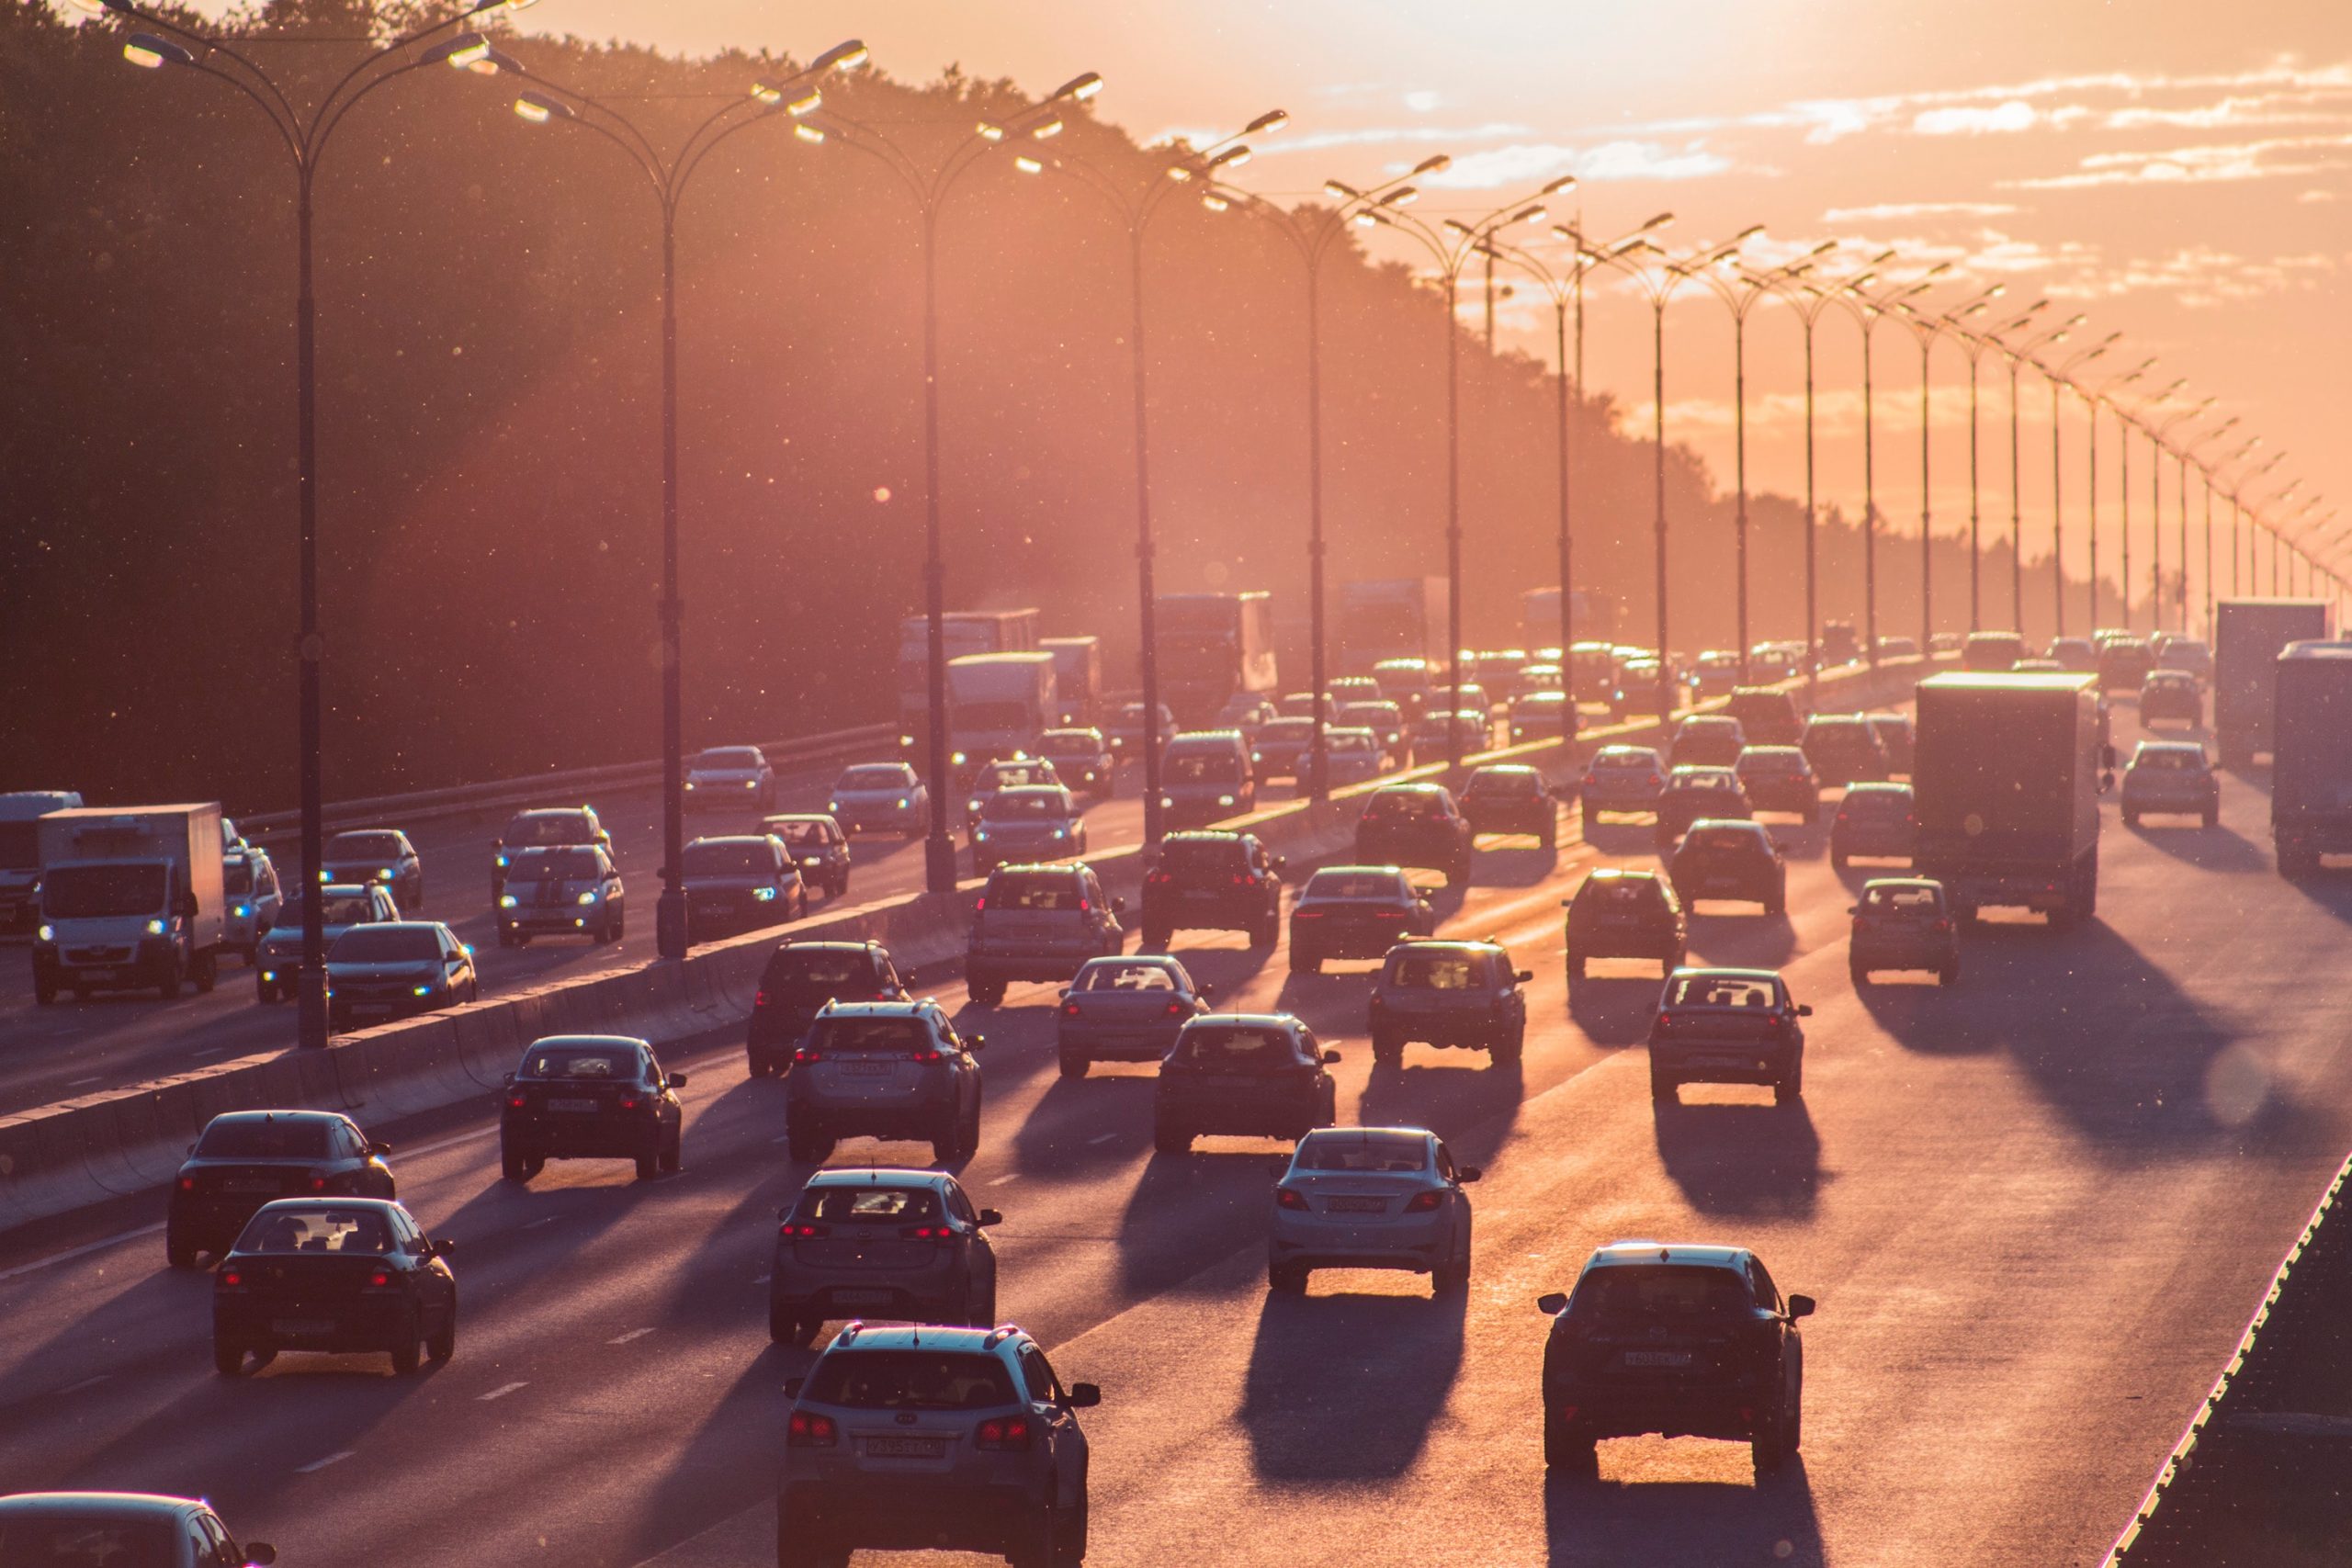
[458,2,2352,597]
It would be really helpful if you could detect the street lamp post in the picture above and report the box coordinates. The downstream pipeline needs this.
[2037,334,2119,638]
[1833,265,1948,662]
[1987,314,2081,637]
[92,0,532,1046]
[1944,303,2048,632]
[2080,359,2153,630]
[1889,285,2003,652]
[2171,418,2239,631]
[2138,394,2212,629]
[2120,379,2188,627]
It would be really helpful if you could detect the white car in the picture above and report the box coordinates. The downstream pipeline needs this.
[0,1493,275,1567]
[1267,1125,1479,1296]
[684,745,776,810]
[1321,726,1387,786]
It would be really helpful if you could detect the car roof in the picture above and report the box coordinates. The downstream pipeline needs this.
[1298,1126,1433,1146]
[821,1324,1008,1355]
[1183,1011,1303,1029]
[988,863,1088,878]
[1306,863,1406,879]
[1667,966,1783,985]
[338,919,447,935]
[768,940,880,955]
[203,1109,342,1128]
[1469,763,1540,777]
[1373,782,1448,795]
[0,1494,204,1520]
[1594,745,1662,761]
[1679,714,1740,728]
[311,881,378,896]
[1041,728,1102,740]
[1585,1241,1749,1270]
[248,1195,404,1217]
[1164,829,1244,844]
[1078,953,1182,970]
[526,1033,652,1051]
[816,1000,940,1020]
[763,813,837,826]
[1583,866,1660,882]
[802,1167,954,1190]
[1736,745,1804,759]
[1667,765,1737,780]
[513,807,592,820]
[1387,938,1501,954]
[1683,818,1767,834]
[685,834,775,848]
[1861,876,1943,891]
[2134,739,2207,754]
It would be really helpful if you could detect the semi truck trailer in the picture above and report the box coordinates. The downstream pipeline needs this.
[2272,640,2352,878]
[2213,598,2332,768]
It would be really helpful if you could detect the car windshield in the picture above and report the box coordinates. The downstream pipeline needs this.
[2134,749,2204,772]
[1843,788,1912,816]
[523,1045,642,1079]
[1041,733,1099,753]
[39,863,164,919]
[1368,790,1445,818]
[978,765,1051,791]
[507,814,592,845]
[1468,771,1540,796]
[1157,839,1245,875]
[276,892,375,930]
[1295,1133,1429,1173]
[1260,719,1313,743]
[1682,827,1759,852]
[233,1207,394,1255]
[224,860,256,895]
[1341,703,1400,726]
[0,1514,178,1567]
[840,767,910,791]
[1863,885,1942,914]
[1740,751,1803,773]
[1176,1025,1300,1066]
[768,821,832,848]
[813,1017,935,1055]
[1595,750,1661,772]
[794,1187,942,1224]
[981,790,1064,822]
[1329,731,1377,753]
[696,748,762,769]
[985,874,1083,911]
[1166,750,1238,782]
[804,1350,1017,1411]
[330,927,442,963]
[1386,950,1487,988]
[1579,876,1659,907]
[1573,1264,1752,1319]
[508,848,602,880]
[683,841,775,876]
[1664,975,1781,1009]
[1305,871,1403,900]
[1075,962,1177,993]
[329,831,402,859]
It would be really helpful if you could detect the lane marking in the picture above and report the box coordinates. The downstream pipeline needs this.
[989,1173,1020,1186]
[67,1076,102,1087]
[523,1216,557,1229]
[479,1381,527,1402]
[61,1374,108,1394]
[296,1450,356,1474]
[0,1223,165,1285]
[1086,1133,1118,1145]
[752,1273,771,1284]
[608,1327,655,1345]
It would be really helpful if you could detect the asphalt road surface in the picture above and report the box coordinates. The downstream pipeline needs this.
[2,699,2345,1568]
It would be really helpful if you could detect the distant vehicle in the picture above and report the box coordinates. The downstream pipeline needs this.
[1508,690,1573,744]
[745,939,912,1078]
[2154,637,2212,681]
[1040,634,1103,728]
[1726,686,1803,747]
[778,1324,1097,1566]
[1250,716,1317,783]
[2137,669,2204,729]
[1734,746,1819,823]
[964,757,1064,829]
[972,785,1087,876]
[168,1109,395,1268]
[828,761,927,839]
[1831,782,1918,870]
[769,1168,1001,1346]
[492,807,611,900]
[1648,966,1811,1104]
[1340,578,1449,672]
[1915,672,2111,926]
[220,845,284,964]
[1104,700,1177,762]
[1055,953,1212,1078]
[1849,877,1960,987]
[1154,1012,1339,1153]
[896,608,1041,768]
[966,863,1125,1007]
[1215,694,1282,737]
[1156,591,1277,724]
[944,652,1059,784]
[684,745,776,811]
[1458,764,1557,847]
[1801,714,1891,788]
[1580,746,1667,820]
[680,834,806,939]
[1747,644,1799,682]
[1563,868,1685,983]
[496,844,624,946]
[1035,727,1114,800]
[1275,690,1338,721]
[0,1493,275,1567]
[1569,641,1622,705]
[2214,599,2334,767]
[1655,765,1752,850]
[1288,864,1435,974]
[784,999,984,1164]
[2014,658,2064,672]
[1819,620,1860,665]
[1159,729,1254,829]
[2272,640,2352,875]
[1368,938,1530,1067]
[1411,708,1489,763]
[2096,636,2154,694]
[1669,819,1786,914]
[1929,631,1965,658]
[1372,656,1438,717]
[1538,1242,1814,1474]
[1867,712,1915,775]
[1269,1126,1479,1296]
[1321,726,1387,786]
[1690,651,1742,700]
[324,919,477,1032]
[762,813,853,899]
[1327,675,1385,707]
[32,802,228,1003]
[1522,584,1617,651]
[1356,783,1475,886]
[0,788,83,935]
[501,1033,684,1181]
[212,1197,456,1376]
[1875,635,1920,660]
[1668,714,1747,770]
[255,883,398,1003]
[1963,630,2027,672]
[2049,637,2098,672]
[1138,830,1283,950]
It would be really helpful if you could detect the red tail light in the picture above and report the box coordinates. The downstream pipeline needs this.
[218,1270,243,1288]
[795,1047,824,1065]
[910,1050,943,1064]
[1232,873,1250,886]
[508,1095,526,1109]
[1404,1190,1444,1213]
[779,1222,827,1238]
[976,1414,1034,1450]
[1647,774,1662,786]
[900,1224,952,1240]
[1164,1000,1189,1019]
[1275,1188,1308,1211]
[1147,871,1172,886]
[177,1176,196,1191]
[1583,773,1598,785]
[1078,898,1091,913]
[368,1270,392,1288]
[1932,919,1951,932]
[617,1095,640,1111]
[754,989,771,1008]
[787,1410,838,1448]
[310,1174,329,1192]
[1061,1000,1082,1018]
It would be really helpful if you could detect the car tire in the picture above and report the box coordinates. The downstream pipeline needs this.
[1649,1065,1677,1104]
[212,1337,246,1378]
[501,1142,530,1183]
[1433,1261,1469,1296]
[1268,1258,1307,1294]
[1831,850,1849,872]
[328,1007,349,1033]
[1153,1119,1192,1156]
[1492,1029,1524,1068]
[1058,1051,1089,1080]
[2202,807,2219,829]
[390,1315,422,1376]
[1850,959,1869,988]
[1939,959,1959,987]
[661,1130,683,1174]
[964,1280,997,1330]
[166,1225,199,1269]
[426,1299,457,1363]
[1802,803,1819,825]
[1567,955,1586,985]
[191,952,217,995]
[967,977,1006,1008]
[770,1297,817,1346]
[158,953,182,1001]
[1774,1057,1804,1105]
[635,1149,660,1180]
[498,929,520,949]
[1752,1396,1791,1472]
[1544,1409,1598,1473]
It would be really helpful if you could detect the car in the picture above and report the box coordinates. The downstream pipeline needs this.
[1372,656,1438,716]
[1579,745,1668,820]
[768,1168,1003,1344]
[318,826,424,911]
[965,758,1065,829]
[777,1324,1098,1568]
[2014,657,2064,672]
[783,999,985,1163]
[1725,686,1804,746]
[1250,716,1317,783]
[1929,630,1965,657]
[1668,819,1787,914]
[1104,699,1177,761]
[1819,621,1860,665]
[1159,729,1255,828]
[1509,689,1574,744]
[1355,782,1476,886]
[499,1033,686,1180]
[0,1493,277,1567]
[1035,727,1115,799]
[1647,966,1811,1104]
[966,863,1125,1006]
[1213,694,1281,737]
[211,1197,456,1377]
[830,761,929,839]
[1563,868,1686,983]
[496,843,625,945]
[492,807,612,899]
[1830,781,1917,869]
[1458,763,1559,847]
[1874,635,1920,660]
[1867,712,1915,774]
[324,919,477,1032]
[1367,939,1530,1067]
[763,812,854,899]
[972,784,1087,875]
[2138,669,2204,729]
[1317,726,1386,786]
[2098,637,2155,693]
[1654,765,1752,850]
[1055,953,1213,1077]
[1289,865,1435,973]
[254,882,399,1002]
[2120,740,2220,829]
[1139,829,1284,949]
[167,1109,395,1268]
[1849,877,1960,986]
[1446,681,1494,721]
[1339,699,1408,763]
[1746,645,1799,682]
[1963,630,2027,672]
[746,939,913,1077]
[1411,708,1490,762]
[220,845,283,965]
[2154,637,2213,681]
[1153,1012,1339,1153]
[1538,1242,1815,1474]
[684,744,776,810]
[1327,674,1385,706]
[2050,636,2098,673]
[1801,714,1892,788]
[1690,652,1742,700]
[1733,745,1820,823]
[1268,1127,1479,1296]
[682,833,807,939]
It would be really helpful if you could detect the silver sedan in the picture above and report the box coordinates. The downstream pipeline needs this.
[1267,1125,1479,1296]
[1056,954,1210,1077]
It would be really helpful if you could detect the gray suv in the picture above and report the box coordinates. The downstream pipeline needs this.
[769,1168,1002,1345]
[783,1000,986,1165]
[779,1323,1099,1568]
[967,863,1125,1008]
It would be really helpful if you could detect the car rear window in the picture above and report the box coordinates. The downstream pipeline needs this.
[1681,827,1759,852]
[1385,950,1487,988]
[1158,838,1246,874]
[1594,750,1662,771]
[1295,1133,1429,1172]
[1670,772,1738,791]
[1863,885,1942,913]
[1841,788,1913,816]
[1260,718,1313,742]
[2133,749,2202,771]
[329,927,441,963]
[523,1045,643,1079]
[764,950,872,987]
[1304,870,1403,900]
[1572,1264,1751,1319]
[804,1350,1017,1410]
[1738,750,1804,773]
[811,1017,935,1055]
[197,1118,332,1158]
[1175,1025,1299,1066]
[795,1187,942,1224]
[274,893,375,930]
[1578,876,1661,908]
[1074,962,1177,993]
[233,1206,393,1256]
[0,1515,177,1567]
[1166,750,1239,782]
[1367,790,1446,818]
[683,840,775,876]
[840,766,910,790]
[986,874,1084,911]
[1663,975,1781,1009]
[1467,771,1541,796]
[507,813,592,844]
[767,820,835,848]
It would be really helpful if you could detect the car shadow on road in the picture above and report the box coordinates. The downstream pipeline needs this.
[2281,867,2352,928]
[1240,1279,1466,1481]
[1567,976,1667,1046]
[626,1348,805,1566]
[1115,1149,1288,1295]
[1544,1457,1825,1567]
[1012,1073,1156,1176]
[1356,1056,1525,1168]
[1855,976,1992,1055]
[1685,910,1796,971]
[1652,1097,1821,1219]
[1474,844,1564,887]
[2124,820,2270,873]
[1582,821,1662,863]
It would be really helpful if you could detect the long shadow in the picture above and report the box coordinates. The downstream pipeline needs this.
[2127,819,2271,873]
[624,1346,807,1566]
[1171,939,1274,994]
[1115,1148,1286,1294]
[1355,1056,1526,1169]
[1011,1073,1156,1177]
[1568,976,1666,1047]
[1684,910,1797,971]
[1582,822,1660,863]
[1473,843,1562,887]
[2282,865,2352,928]
[1855,976,1993,1055]
[1544,1456,1824,1567]
[1652,1098,1822,1219]
[1239,1278,1466,1481]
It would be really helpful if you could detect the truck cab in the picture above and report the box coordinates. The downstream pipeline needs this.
[33,803,228,1002]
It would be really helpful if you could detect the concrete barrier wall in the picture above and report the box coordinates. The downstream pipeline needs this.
[0,659,1933,1235]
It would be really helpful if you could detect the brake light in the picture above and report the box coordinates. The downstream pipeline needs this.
[795,1047,824,1065]
[780,1222,827,1238]
[973,897,986,912]
[976,1414,1034,1450]
[508,1095,526,1109]
[1164,1000,1189,1019]
[910,1049,944,1064]
[754,989,771,1008]
[617,1095,640,1111]
[1061,1000,1082,1018]
[1647,774,1662,786]
[310,1174,329,1192]
[218,1270,243,1288]
[900,1224,952,1240]
[1275,1188,1308,1211]
[1147,871,1172,886]
[177,1176,196,1191]
[1583,773,1598,785]
[368,1270,392,1288]
[1078,898,1091,913]
[787,1410,838,1447]
[1233,873,1251,886]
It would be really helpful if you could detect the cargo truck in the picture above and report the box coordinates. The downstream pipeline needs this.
[1040,636,1103,728]
[0,789,83,935]
[1914,673,2112,928]
[32,802,228,1002]
[898,609,1042,761]
[1156,592,1276,725]
[944,652,1058,784]
[2272,640,2352,878]
[2213,599,2332,768]
[1338,579,1448,674]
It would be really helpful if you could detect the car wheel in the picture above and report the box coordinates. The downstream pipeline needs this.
[390,1315,422,1376]
[1850,959,1870,988]
[1567,954,1586,985]
[1492,1029,1524,1068]
[1939,959,1960,987]
[769,1297,817,1347]
[426,1298,457,1363]
[2203,807,2219,829]
[964,1280,997,1330]
[1268,1258,1307,1294]
[593,914,614,945]
[660,1130,683,1174]
[635,1149,660,1180]
[212,1337,247,1377]
[501,1142,530,1183]
[1766,884,1787,916]
[166,1225,199,1269]
[1775,1057,1804,1105]
[1752,1397,1791,1472]
[1649,1065,1677,1104]
[1433,1261,1469,1296]
[1153,1119,1192,1156]
[1544,1408,1598,1473]
[158,954,182,1001]
[1372,1031,1403,1068]
[1058,1050,1089,1080]
[1831,851,1849,872]
[1007,1508,1061,1568]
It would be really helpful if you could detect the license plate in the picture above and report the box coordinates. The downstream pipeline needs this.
[272,1318,334,1337]
[845,1061,894,1077]
[1693,1056,1748,1070]
[1623,1349,1691,1368]
[548,1098,598,1111]
[1184,890,1220,901]
[1325,1196,1387,1213]
[862,1436,944,1459]
[223,1179,280,1194]
[831,1288,891,1304]
[1209,1074,1258,1089]
[87,969,121,984]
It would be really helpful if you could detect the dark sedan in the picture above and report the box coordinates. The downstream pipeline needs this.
[763,813,854,899]
[212,1197,457,1377]
[1152,1013,1339,1154]
[323,920,478,1032]
[169,1110,395,1268]
[1733,746,1819,822]
[1288,865,1434,974]
[501,1034,686,1181]
[682,834,807,940]
[1458,764,1559,847]
[1668,819,1787,915]
[1802,715,1891,788]
[1355,783,1476,886]
[1654,766,1752,850]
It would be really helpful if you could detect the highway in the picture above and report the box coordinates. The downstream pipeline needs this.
[0,700,2343,1567]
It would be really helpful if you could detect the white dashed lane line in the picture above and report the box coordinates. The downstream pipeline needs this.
[479,1382,528,1402]
[296,1450,356,1474]
[608,1328,655,1345]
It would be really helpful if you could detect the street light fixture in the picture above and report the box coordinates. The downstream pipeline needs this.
[1984,311,2081,635]
[2035,332,2120,637]
[1890,281,2003,651]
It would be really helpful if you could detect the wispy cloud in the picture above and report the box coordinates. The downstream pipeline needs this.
[1249,121,1533,157]
[2007,132,2352,189]
[1824,200,2021,222]
[1430,139,1734,188]
[1403,89,1443,113]
[1914,100,2050,135]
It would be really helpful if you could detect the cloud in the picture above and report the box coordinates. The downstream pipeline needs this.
[1824,201,2022,222]
[1430,139,1733,188]
[2007,132,2352,189]
[2300,187,2340,202]
[1914,100,2041,135]
[1403,90,1442,113]
[1250,121,1532,157]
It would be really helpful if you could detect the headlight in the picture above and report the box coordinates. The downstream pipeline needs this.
[895,797,910,808]
[899,734,915,748]
[744,779,758,788]
[968,799,984,814]
[1160,796,1175,809]
[262,969,276,982]
[412,984,433,998]
[37,923,53,942]
[496,853,511,869]
[951,751,967,766]
[576,891,598,906]
[753,886,778,901]
[146,918,167,936]
[684,780,697,790]
[1250,751,1262,763]
[1219,795,1237,807]
[1051,828,1067,840]
[500,894,518,908]
[828,801,841,813]
[233,903,252,918]
[975,829,990,841]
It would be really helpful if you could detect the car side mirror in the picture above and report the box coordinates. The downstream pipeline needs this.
[430,1237,457,1256]
[978,1208,1003,1227]
[968,1034,987,1053]
[1458,1166,1483,1183]
[1272,855,1287,870]
[1787,1293,1816,1319]
[369,1140,392,1156]
[901,967,919,987]
[668,1073,689,1089]
[1514,970,1533,984]
[502,1073,515,1089]
[1065,1382,1102,1409]
[1321,1049,1341,1066]
[1847,905,1859,916]
[244,1546,277,1567]
[1796,1004,1814,1017]
[1200,982,1216,1000]
[1112,896,1127,914]
[2100,744,2118,770]
[1057,988,1071,1000]
[1536,1292,1568,1316]
[783,1376,805,1399]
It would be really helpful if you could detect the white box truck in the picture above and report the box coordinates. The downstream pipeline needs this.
[32,802,228,1002]
[1041,636,1104,728]
[945,653,1059,784]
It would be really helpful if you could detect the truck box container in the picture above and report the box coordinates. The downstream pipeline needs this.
[1040,636,1104,728]
[0,789,84,934]
[1914,673,2109,927]
[1339,579,1448,673]
[1156,592,1276,725]
[2272,640,2352,876]
[2213,599,2332,767]
[944,652,1058,783]
[898,609,1044,761]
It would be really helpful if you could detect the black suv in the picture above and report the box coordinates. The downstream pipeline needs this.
[1138,831,1283,949]
[167,1110,395,1268]
[1538,1242,1815,1474]
[500,1034,686,1181]
[1458,764,1559,847]
[1355,784,1476,886]
[1668,714,1747,770]
[746,940,913,1077]
[1801,715,1890,787]
[1668,819,1787,914]
[1564,869,1686,983]
[1368,939,1531,1067]
[1153,1013,1339,1154]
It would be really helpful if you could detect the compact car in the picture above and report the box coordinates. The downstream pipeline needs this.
[1849,877,1960,986]
[783,1000,985,1164]
[211,1197,456,1377]
[1268,1127,1479,1296]
[1367,939,1530,1067]
[1648,967,1811,1104]
[255,882,399,1003]
[319,827,424,911]
[746,939,913,1077]
[1830,781,1917,869]
[684,744,776,810]
[1355,783,1476,886]
[2120,740,2220,828]
[1288,865,1434,974]
[496,844,624,945]
[1668,819,1787,914]
[829,762,929,839]
[1055,954,1212,1077]
[1563,868,1687,983]
[966,863,1125,1006]
[167,1109,395,1268]
[323,920,476,1032]
[768,1168,1002,1345]
[500,1033,685,1180]
[1152,1012,1339,1153]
